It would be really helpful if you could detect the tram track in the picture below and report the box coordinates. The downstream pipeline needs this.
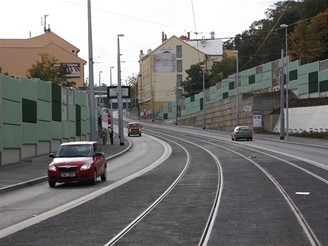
[0,123,326,245]
[105,132,223,245]
[106,123,326,245]
[143,128,326,245]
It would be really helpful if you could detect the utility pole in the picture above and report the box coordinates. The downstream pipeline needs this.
[117,34,125,146]
[87,0,96,140]
[280,49,285,140]
[110,66,114,130]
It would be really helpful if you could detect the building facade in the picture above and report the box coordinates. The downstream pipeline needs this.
[138,34,223,119]
[0,31,86,87]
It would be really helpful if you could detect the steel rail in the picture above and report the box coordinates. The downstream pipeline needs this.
[135,130,223,246]
[105,137,191,245]
[169,131,323,246]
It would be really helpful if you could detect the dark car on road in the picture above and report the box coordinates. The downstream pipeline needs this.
[231,126,253,141]
[47,141,107,187]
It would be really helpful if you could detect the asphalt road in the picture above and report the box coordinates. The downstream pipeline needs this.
[0,121,327,245]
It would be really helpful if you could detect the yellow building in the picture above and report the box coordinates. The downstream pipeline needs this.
[0,31,86,87]
[138,34,223,118]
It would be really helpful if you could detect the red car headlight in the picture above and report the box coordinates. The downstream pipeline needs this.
[48,164,56,171]
[80,162,93,170]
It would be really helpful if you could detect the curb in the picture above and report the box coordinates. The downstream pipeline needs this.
[0,177,48,195]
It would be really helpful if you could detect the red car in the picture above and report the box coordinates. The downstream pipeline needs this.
[47,141,107,187]
[127,122,142,137]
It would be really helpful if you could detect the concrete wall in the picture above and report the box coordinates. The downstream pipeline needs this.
[178,92,328,134]
[179,93,281,132]
[273,105,328,133]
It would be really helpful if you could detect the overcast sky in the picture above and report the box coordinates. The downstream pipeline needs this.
[1,0,278,85]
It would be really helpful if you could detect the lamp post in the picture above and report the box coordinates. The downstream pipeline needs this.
[117,34,124,146]
[233,50,239,126]
[110,66,114,130]
[99,71,103,105]
[87,0,96,140]
[110,66,114,86]
[280,49,285,140]
[175,77,179,125]
[152,76,155,122]
[280,24,289,140]
[202,63,206,129]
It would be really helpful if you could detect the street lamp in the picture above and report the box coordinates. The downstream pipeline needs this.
[233,50,239,126]
[110,66,114,86]
[99,71,103,105]
[280,24,289,140]
[202,63,206,129]
[152,76,155,122]
[87,0,97,141]
[279,49,285,140]
[117,34,124,146]
[109,66,114,130]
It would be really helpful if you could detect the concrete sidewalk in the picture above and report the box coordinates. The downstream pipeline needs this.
[0,136,131,194]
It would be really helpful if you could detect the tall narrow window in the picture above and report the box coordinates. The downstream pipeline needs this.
[177,74,183,87]
[176,45,182,58]
[177,60,182,73]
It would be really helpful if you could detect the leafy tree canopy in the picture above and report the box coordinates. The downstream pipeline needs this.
[180,63,211,97]
[178,0,327,97]
[27,53,70,84]
[209,57,236,85]
[126,74,138,108]
[126,74,138,86]
[289,8,328,63]
[224,0,327,69]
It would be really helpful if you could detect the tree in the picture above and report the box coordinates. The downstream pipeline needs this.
[289,9,328,63]
[125,74,138,108]
[223,0,327,70]
[209,57,236,84]
[27,53,69,84]
[180,63,211,97]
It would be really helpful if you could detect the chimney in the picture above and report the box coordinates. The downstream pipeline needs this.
[210,31,215,39]
[187,32,190,40]
[162,31,165,43]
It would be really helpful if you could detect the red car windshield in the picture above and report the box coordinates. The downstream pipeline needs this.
[129,123,140,128]
[56,145,93,158]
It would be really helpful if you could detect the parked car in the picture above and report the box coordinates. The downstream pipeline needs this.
[47,141,107,187]
[231,126,253,141]
[127,122,142,137]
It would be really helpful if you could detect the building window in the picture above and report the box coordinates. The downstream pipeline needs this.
[176,45,182,58]
[177,74,183,87]
[177,60,182,73]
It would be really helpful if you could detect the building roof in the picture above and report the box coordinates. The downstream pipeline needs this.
[186,38,223,56]
[0,31,85,63]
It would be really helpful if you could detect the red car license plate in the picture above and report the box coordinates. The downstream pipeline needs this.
[61,173,76,177]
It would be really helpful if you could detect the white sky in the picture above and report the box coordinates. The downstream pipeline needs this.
[1,0,278,86]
